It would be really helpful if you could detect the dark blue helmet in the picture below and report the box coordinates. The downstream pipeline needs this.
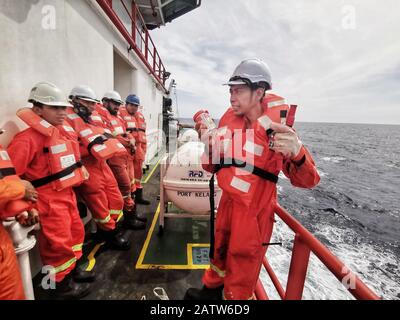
[126,94,140,106]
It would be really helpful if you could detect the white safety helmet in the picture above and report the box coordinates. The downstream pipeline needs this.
[224,58,272,90]
[103,91,124,105]
[69,85,99,103]
[28,82,71,107]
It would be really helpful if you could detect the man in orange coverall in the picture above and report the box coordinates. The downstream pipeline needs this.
[121,95,151,205]
[68,85,132,249]
[7,82,92,300]
[185,59,320,300]
[0,128,39,300]
[101,91,147,229]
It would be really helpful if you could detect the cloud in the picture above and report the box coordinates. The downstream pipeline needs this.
[151,0,400,124]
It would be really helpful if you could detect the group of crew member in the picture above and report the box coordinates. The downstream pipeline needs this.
[1,59,321,301]
[0,82,151,299]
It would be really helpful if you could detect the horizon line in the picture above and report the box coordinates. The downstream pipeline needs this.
[177,117,400,126]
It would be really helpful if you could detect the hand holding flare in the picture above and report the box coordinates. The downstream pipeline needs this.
[269,122,302,159]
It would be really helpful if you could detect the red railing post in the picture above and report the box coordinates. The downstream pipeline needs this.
[256,205,379,300]
[153,47,156,70]
[263,257,286,299]
[285,234,311,300]
[254,279,269,300]
[162,65,166,84]
[131,0,136,44]
[275,205,380,300]
[145,31,149,60]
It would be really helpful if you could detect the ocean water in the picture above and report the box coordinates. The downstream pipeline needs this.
[264,122,400,300]
[179,119,400,300]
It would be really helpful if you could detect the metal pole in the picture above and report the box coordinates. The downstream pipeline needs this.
[285,234,311,300]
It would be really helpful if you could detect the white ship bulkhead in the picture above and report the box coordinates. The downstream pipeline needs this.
[0,0,164,157]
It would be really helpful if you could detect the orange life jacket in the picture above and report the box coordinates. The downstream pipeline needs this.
[17,108,85,191]
[89,112,106,127]
[118,107,139,140]
[94,104,114,135]
[119,108,147,144]
[65,108,127,160]
[108,115,126,137]
[95,103,109,119]
[213,94,296,207]
[0,145,32,217]
[119,107,148,160]
[135,111,147,144]
[94,106,136,156]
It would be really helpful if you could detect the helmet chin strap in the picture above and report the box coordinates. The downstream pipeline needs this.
[73,103,92,123]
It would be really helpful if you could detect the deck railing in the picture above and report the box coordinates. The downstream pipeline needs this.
[96,0,168,90]
[254,204,380,300]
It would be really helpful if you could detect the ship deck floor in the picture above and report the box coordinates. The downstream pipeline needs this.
[33,154,208,300]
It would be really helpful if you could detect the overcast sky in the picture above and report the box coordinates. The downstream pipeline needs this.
[151,0,400,124]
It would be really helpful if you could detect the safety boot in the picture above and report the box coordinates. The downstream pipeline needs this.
[52,274,91,300]
[123,207,147,229]
[72,266,96,283]
[183,285,224,300]
[130,204,148,222]
[95,227,131,250]
[125,201,147,222]
[134,207,148,223]
[134,188,151,205]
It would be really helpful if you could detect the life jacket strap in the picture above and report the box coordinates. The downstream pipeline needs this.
[87,135,108,154]
[209,173,216,260]
[128,128,145,133]
[0,167,17,178]
[214,158,279,184]
[208,158,279,260]
[31,162,83,188]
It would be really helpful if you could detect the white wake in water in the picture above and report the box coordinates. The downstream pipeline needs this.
[260,215,400,300]
[321,156,347,163]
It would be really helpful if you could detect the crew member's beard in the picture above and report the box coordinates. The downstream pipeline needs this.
[73,103,92,123]
[107,106,118,116]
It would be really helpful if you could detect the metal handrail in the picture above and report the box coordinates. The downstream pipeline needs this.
[96,0,167,90]
[254,204,380,300]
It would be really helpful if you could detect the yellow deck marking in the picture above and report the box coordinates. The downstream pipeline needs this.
[136,203,210,270]
[142,157,162,184]
[136,203,160,269]
[85,242,105,272]
[84,156,162,272]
